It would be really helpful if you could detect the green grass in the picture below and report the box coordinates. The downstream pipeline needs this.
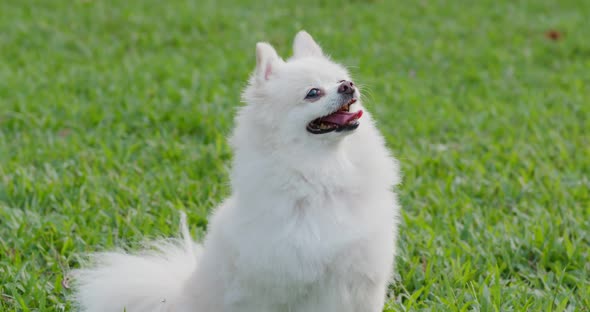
[1,0,589,311]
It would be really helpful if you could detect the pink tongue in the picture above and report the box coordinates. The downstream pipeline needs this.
[320,110,363,126]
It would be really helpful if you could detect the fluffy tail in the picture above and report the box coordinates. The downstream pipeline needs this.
[73,212,201,312]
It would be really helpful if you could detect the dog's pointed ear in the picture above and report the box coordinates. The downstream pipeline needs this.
[255,42,281,82]
[293,31,323,58]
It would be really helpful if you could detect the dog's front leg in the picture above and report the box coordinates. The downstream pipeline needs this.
[349,281,389,312]
[292,278,387,312]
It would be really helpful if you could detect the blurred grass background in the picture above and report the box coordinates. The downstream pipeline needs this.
[0,0,589,311]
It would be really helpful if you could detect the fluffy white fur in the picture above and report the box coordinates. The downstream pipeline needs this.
[74,31,401,312]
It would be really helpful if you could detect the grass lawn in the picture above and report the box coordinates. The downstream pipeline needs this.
[1,0,589,311]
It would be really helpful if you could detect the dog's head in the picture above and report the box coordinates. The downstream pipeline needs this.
[240,31,364,148]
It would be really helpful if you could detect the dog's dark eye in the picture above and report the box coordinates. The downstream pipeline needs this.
[305,88,321,99]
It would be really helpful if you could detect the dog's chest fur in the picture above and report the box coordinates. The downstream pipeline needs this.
[215,153,396,306]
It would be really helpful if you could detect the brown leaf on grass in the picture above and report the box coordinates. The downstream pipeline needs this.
[545,30,563,41]
[58,128,71,137]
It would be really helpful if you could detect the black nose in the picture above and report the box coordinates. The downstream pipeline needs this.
[337,80,355,95]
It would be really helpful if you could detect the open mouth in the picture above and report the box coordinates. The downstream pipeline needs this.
[306,98,363,134]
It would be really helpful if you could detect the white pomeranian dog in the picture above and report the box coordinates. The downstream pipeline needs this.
[74,31,401,312]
